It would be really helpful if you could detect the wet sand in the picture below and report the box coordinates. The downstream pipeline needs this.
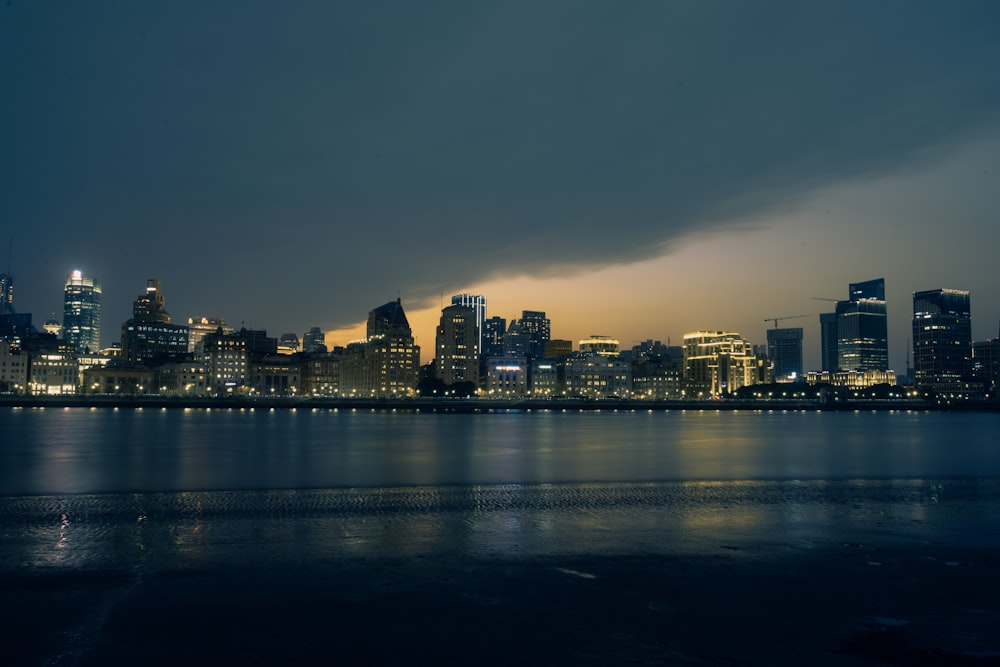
[6,540,1000,666]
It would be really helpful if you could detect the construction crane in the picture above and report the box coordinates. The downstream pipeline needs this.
[810,297,838,302]
[763,314,810,329]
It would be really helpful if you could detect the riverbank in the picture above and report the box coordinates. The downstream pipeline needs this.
[1,393,998,412]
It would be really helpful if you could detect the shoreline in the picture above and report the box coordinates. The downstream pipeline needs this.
[2,394,999,412]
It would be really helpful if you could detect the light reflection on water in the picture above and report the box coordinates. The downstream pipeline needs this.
[3,409,1000,574]
[4,480,1000,575]
[2,408,1000,495]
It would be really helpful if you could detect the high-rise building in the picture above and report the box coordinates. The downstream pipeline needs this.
[435,305,479,386]
[819,313,838,372]
[517,310,550,358]
[972,337,1000,396]
[63,270,102,353]
[451,294,487,357]
[302,326,326,354]
[121,279,189,365]
[0,271,13,317]
[766,327,804,380]
[278,333,300,355]
[482,316,507,358]
[912,288,972,393]
[340,299,420,397]
[834,278,888,372]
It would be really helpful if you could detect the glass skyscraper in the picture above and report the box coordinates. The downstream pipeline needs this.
[913,288,971,392]
[766,327,804,380]
[63,270,102,353]
[835,278,888,372]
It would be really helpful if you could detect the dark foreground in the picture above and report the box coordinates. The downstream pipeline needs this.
[5,548,1000,666]
[3,481,1000,665]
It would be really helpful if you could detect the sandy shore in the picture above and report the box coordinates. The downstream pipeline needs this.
[6,540,1000,666]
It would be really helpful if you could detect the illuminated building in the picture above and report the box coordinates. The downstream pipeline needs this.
[563,353,631,398]
[835,278,888,372]
[153,361,208,396]
[0,271,13,316]
[0,343,27,393]
[340,299,420,397]
[42,318,62,336]
[972,338,999,395]
[302,326,326,354]
[482,316,507,358]
[187,317,233,353]
[250,357,303,395]
[531,360,559,396]
[435,305,479,386]
[805,370,897,388]
[63,270,102,353]
[578,335,620,356]
[451,294,487,356]
[82,365,155,395]
[913,288,972,395]
[683,331,771,397]
[766,327,803,381]
[485,356,528,396]
[517,310,550,358]
[22,335,78,395]
[278,333,300,355]
[196,328,276,394]
[301,352,341,395]
[632,344,684,399]
[121,279,189,365]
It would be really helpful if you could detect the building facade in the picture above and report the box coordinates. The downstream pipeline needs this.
[835,278,888,372]
[683,331,771,397]
[435,305,479,386]
[339,299,420,397]
[766,327,804,381]
[121,279,189,365]
[63,270,102,353]
[912,288,972,395]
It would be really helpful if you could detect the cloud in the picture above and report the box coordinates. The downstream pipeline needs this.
[3,1,1000,336]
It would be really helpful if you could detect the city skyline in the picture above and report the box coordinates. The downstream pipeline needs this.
[3,2,1000,373]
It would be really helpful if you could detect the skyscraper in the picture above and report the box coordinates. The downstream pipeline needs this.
[121,279,189,365]
[451,294,487,357]
[63,270,102,353]
[819,313,838,372]
[302,326,326,353]
[517,310,550,358]
[913,288,972,393]
[835,278,888,372]
[0,271,13,317]
[435,305,479,386]
[766,327,804,380]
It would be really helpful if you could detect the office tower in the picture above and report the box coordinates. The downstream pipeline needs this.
[766,327,804,380]
[341,299,420,397]
[972,337,999,395]
[133,279,170,323]
[302,326,326,353]
[0,271,12,316]
[819,313,838,372]
[451,294,487,356]
[435,305,479,386]
[482,316,506,358]
[913,289,972,393]
[835,278,888,372]
[517,310,550,358]
[121,279,189,365]
[188,317,234,353]
[63,270,102,353]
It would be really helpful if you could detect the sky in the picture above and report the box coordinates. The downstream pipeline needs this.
[3,1,999,372]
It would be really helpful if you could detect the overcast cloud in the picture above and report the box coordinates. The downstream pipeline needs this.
[2,1,999,339]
